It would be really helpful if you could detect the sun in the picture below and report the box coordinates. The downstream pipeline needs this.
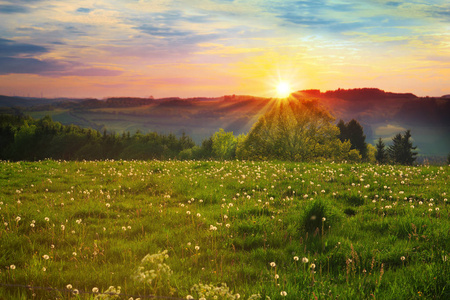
[276,82,292,98]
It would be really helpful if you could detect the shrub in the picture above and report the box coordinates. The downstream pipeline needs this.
[300,198,342,234]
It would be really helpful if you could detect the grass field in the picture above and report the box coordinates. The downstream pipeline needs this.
[0,160,449,299]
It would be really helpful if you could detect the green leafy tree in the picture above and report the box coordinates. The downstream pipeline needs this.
[238,98,352,161]
[212,129,237,160]
[375,137,387,164]
[388,130,417,165]
[366,143,377,164]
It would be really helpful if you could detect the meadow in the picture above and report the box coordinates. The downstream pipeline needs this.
[0,159,449,299]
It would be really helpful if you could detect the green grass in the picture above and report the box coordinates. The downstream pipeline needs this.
[0,160,449,299]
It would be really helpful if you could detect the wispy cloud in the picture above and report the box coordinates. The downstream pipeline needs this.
[0,4,30,14]
[0,0,449,97]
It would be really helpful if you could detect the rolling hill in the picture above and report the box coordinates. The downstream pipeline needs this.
[1,88,449,159]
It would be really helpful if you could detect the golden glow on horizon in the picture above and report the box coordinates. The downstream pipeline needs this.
[276,81,292,98]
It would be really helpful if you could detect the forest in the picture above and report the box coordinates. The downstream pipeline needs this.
[0,97,432,165]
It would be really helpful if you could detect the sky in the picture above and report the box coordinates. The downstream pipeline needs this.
[0,0,449,99]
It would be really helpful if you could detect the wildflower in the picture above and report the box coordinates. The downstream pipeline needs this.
[275,274,279,279]
[43,254,49,260]
[42,267,46,272]
[322,217,326,221]
[92,287,99,293]
[280,291,287,296]
[302,257,308,263]
[106,203,110,208]
[15,216,21,222]
[293,256,299,261]
[401,256,406,261]
[10,264,16,270]
[45,217,49,222]
[270,262,276,267]
[66,284,72,289]
[195,246,200,251]
[186,295,194,299]
[61,225,65,231]
[72,289,79,295]
[72,252,77,256]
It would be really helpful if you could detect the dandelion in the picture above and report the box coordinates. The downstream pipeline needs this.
[293,256,299,261]
[15,216,21,222]
[42,267,46,272]
[92,287,99,293]
[280,291,287,296]
[195,246,200,251]
[270,262,276,267]
[61,225,65,231]
[310,263,316,269]
[66,284,72,289]
[401,256,406,261]
[43,254,49,260]
[186,296,194,300]
[106,203,111,208]
[72,289,79,295]
[10,264,16,270]
[275,274,279,279]
[72,252,77,256]
[45,217,49,222]
[302,257,308,263]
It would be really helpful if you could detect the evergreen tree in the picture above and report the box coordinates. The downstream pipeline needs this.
[388,130,417,165]
[337,119,367,159]
[375,137,387,164]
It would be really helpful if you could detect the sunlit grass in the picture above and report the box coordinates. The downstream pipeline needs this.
[0,160,449,299]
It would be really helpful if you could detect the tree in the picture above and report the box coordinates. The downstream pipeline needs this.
[366,143,377,164]
[337,119,367,159]
[375,137,387,164]
[388,130,417,165]
[212,129,237,160]
[237,97,354,161]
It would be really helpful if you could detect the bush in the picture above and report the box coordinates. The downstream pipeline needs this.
[300,198,342,234]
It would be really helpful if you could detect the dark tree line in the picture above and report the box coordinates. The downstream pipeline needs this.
[0,115,202,161]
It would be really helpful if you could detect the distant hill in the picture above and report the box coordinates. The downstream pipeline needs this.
[1,88,449,158]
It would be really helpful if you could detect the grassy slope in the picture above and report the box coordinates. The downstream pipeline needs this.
[0,160,449,299]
